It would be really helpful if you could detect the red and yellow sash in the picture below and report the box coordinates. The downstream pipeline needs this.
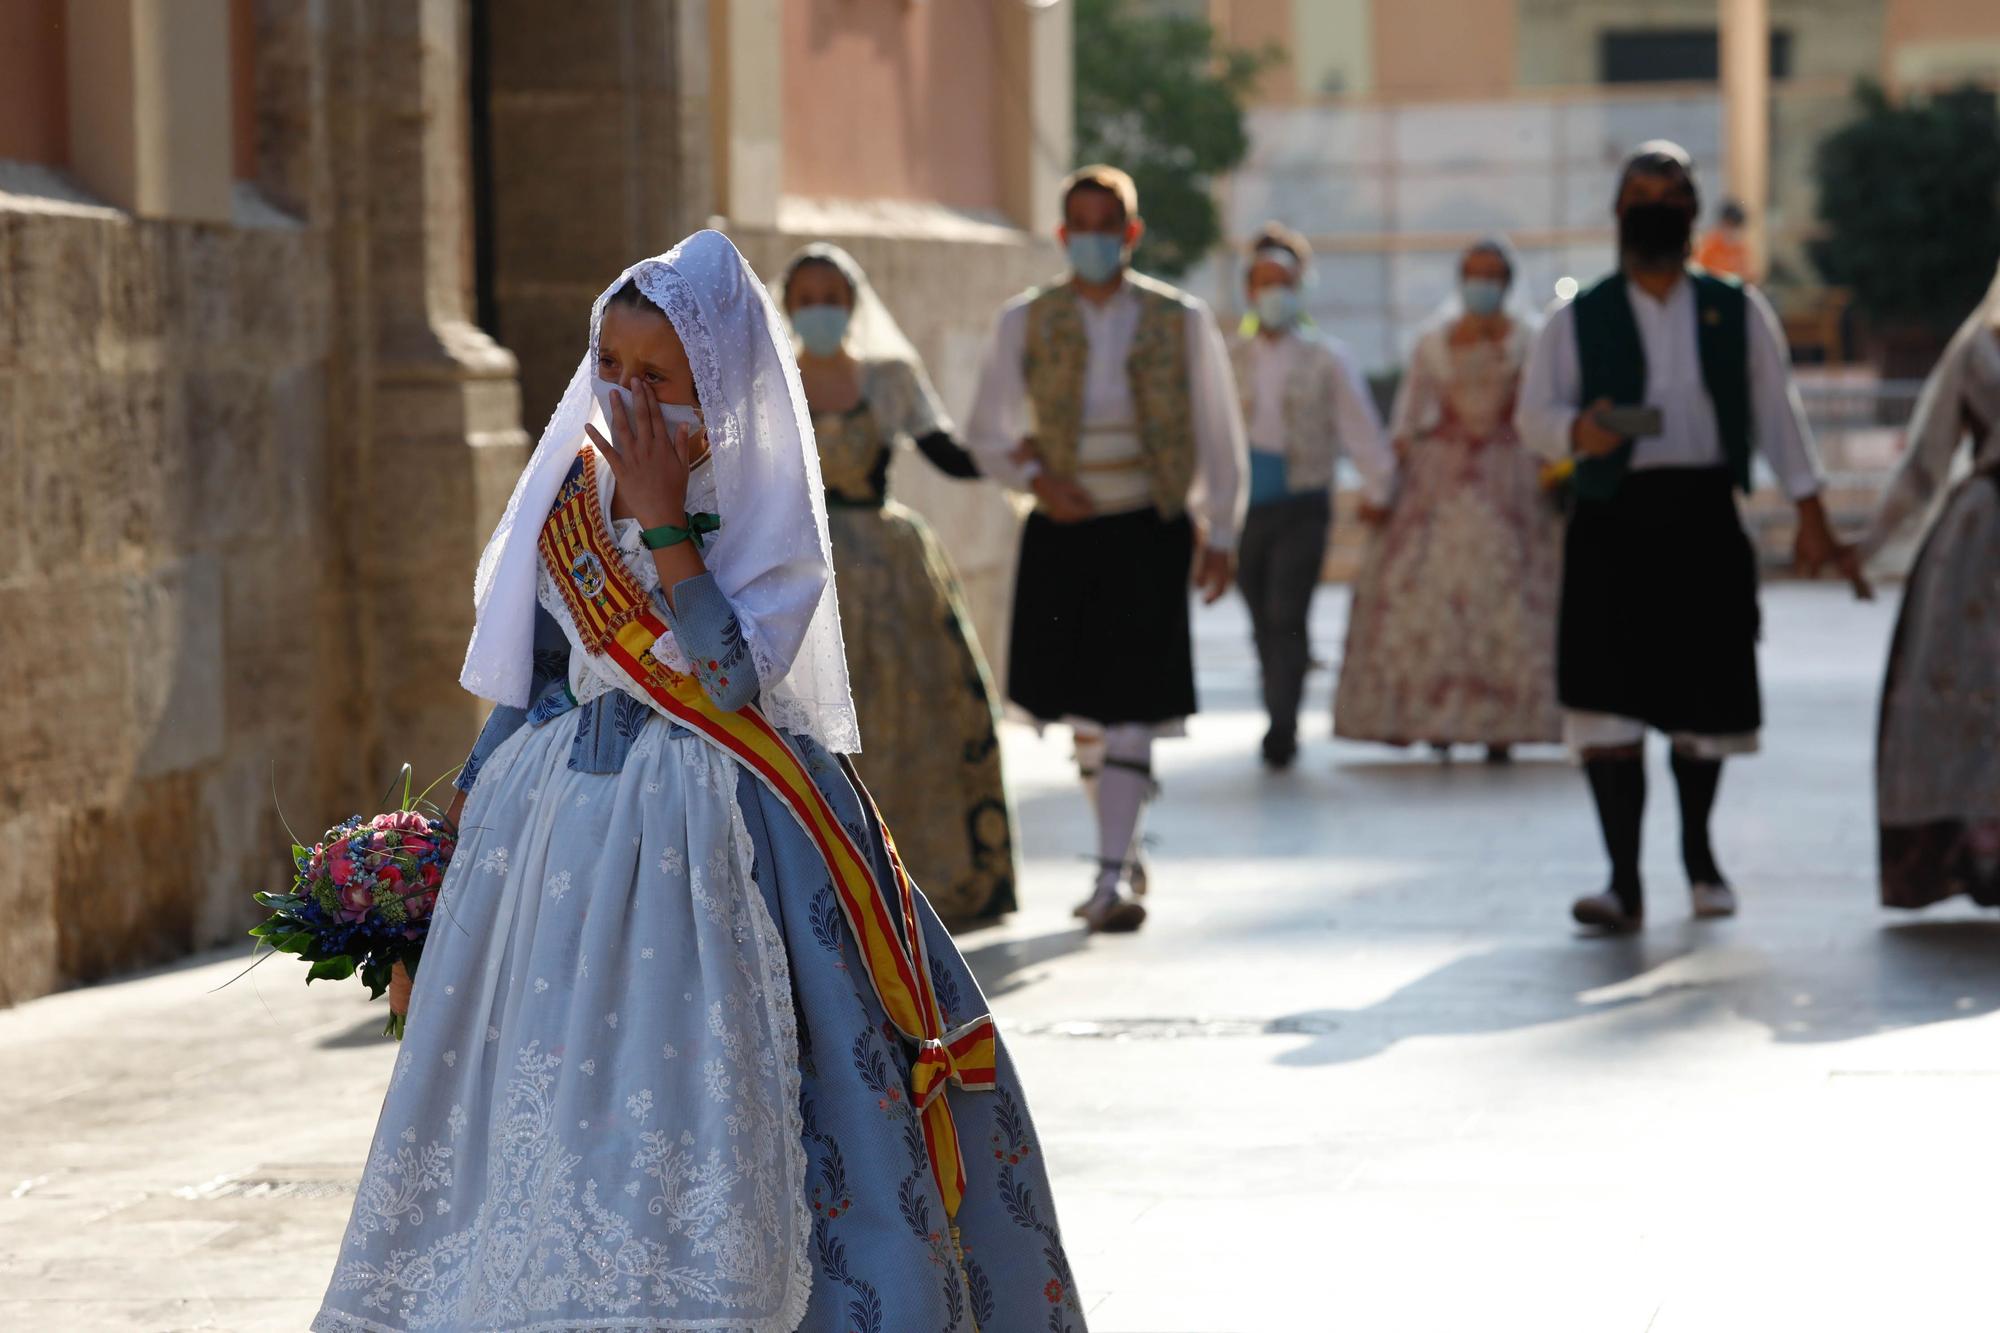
[537,448,997,1220]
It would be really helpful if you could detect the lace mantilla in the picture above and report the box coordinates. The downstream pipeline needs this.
[463,230,862,754]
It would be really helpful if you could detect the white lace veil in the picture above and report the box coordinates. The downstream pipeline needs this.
[772,241,922,368]
[461,229,861,753]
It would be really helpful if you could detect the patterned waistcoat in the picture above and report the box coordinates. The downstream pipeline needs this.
[1227,329,1342,494]
[1021,272,1198,518]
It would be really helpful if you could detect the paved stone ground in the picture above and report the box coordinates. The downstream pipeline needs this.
[6,584,1998,1332]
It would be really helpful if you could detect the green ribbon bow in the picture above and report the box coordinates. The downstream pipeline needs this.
[640,511,721,552]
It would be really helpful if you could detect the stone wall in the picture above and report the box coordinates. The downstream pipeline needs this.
[0,188,329,1001]
[0,0,528,1007]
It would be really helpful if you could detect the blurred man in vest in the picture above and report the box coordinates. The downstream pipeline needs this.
[966,164,1248,933]
[1516,141,1865,934]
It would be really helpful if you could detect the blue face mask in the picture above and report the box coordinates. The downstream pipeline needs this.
[1460,277,1507,316]
[1254,285,1302,330]
[1066,232,1127,284]
[791,304,851,357]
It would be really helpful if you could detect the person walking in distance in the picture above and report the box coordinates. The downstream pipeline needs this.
[1515,142,1866,933]
[965,164,1248,933]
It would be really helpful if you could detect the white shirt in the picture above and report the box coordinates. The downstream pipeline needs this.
[1515,275,1823,501]
[1245,334,1294,453]
[965,279,1250,551]
[1244,328,1398,506]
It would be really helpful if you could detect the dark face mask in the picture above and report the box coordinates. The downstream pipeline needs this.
[1619,201,1693,264]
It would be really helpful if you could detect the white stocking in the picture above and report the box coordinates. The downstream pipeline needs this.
[1094,724,1154,895]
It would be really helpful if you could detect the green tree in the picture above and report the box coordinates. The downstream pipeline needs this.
[1813,82,2000,340]
[1072,0,1278,277]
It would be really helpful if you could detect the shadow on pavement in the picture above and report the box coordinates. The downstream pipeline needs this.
[1269,916,2000,1067]
[960,928,1090,1001]
[319,1015,396,1049]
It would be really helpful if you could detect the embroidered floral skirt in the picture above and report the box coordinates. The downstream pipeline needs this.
[314,712,1083,1333]
[828,499,1016,923]
[1878,476,2000,910]
[1334,435,1562,746]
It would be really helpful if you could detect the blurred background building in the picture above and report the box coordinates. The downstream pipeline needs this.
[1199,0,2000,370]
[0,0,1068,1005]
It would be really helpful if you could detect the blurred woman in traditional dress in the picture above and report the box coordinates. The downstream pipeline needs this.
[1334,237,1562,761]
[1864,263,2000,910]
[778,243,1016,924]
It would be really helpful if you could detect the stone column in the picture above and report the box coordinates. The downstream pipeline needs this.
[995,0,1073,233]
[711,0,781,230]
[322,0,530,794]
[1720,0,1770,276]
[64,0,234,222]
[484,0,714,426]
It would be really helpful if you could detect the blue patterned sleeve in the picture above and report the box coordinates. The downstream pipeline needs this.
[660,573,760,712]
[455,607,574,793]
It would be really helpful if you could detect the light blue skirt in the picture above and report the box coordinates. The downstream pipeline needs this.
[313,712,1084,1333]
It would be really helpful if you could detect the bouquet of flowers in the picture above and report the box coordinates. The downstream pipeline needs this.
[1539,456,1577,512]
[248,766,456,1038]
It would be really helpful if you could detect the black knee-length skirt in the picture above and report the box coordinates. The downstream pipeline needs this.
[1008,506,1197,726]
[1557,467,1762,736]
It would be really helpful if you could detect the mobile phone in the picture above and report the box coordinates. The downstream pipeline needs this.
[1593,405,1665,438]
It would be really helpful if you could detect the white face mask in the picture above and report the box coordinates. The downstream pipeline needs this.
[591,377,703,438]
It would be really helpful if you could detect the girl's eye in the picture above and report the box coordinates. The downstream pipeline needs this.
[644,371,664,384]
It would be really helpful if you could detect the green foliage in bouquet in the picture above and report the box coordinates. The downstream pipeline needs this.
[244,765,457,1039]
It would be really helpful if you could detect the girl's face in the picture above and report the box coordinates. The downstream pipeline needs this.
[784,261,854,313]
[597,303,698,407]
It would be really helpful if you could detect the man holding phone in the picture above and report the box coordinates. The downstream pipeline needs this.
[1517,140,1865,933]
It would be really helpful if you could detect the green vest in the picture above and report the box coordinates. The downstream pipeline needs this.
[1571,269,1752,501]
[1021,272,1198,518]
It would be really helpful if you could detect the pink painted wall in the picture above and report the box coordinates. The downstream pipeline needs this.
[0,0,68,165]
[781,0,1003,211]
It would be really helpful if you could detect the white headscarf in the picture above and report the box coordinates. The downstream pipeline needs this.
[460,229,861,753]
[773,241,923,368]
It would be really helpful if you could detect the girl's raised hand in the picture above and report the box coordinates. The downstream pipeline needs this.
[585,379,695,529]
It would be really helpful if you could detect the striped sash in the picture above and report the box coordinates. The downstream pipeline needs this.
[536,448,997,1221]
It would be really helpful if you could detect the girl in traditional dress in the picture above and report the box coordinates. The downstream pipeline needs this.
[314,231,1083,1333]
[777,243,1016,924]
[1864,264,2000,910]
[1334,237,1563,761]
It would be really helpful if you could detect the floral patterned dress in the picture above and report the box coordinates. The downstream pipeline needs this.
[1867,316,2000,909]
[814,359,1016,923]
[313,455,1080,1332]
[1334,322,1563,746]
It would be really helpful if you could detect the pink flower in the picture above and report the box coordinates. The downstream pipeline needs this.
[339,880,374,919]
[328,853,355,887]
